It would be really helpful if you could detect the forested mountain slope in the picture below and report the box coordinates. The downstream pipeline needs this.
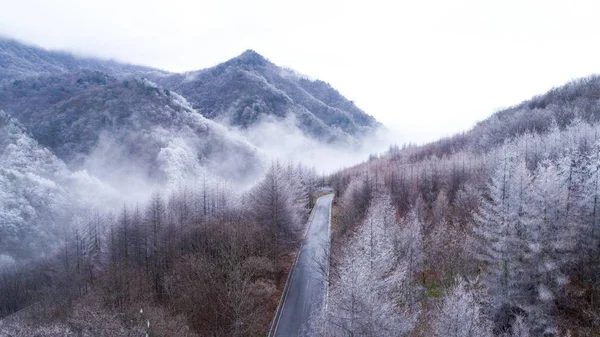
[0,111,119,261]
[0,38,381,181]
[326,75,600,336]
[150,50,380,143]
[410,75,600,161]
[0,70,263,185]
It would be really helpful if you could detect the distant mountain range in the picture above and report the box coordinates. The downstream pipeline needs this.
[0,38,380,146]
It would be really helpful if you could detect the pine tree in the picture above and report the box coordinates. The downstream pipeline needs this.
[473,150,529,329]
[432,278,491,337]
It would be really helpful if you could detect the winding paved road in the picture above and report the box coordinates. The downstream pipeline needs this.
[269,193,334,337]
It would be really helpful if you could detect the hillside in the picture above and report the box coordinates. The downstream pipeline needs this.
[0,70,263,185]
[0,111,123,260]
[325,74,600,336]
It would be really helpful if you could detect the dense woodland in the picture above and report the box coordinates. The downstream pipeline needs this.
[0,162,318,336]
[326,76,600,336]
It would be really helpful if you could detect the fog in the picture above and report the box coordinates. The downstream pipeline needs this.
[241,116,393,175]
[0,58,392,265]
[74,115,385,213]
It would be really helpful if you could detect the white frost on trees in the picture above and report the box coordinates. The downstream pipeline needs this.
[432,278,491,337]
[327,191,419,336]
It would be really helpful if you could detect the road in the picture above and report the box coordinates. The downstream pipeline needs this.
[269,193,334,337]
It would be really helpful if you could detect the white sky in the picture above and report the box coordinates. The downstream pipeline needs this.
[1,0,600,144]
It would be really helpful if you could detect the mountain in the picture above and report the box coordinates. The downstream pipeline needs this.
[0,70,263,186]
[1,39,381,144]
[150,50,380,142]
[0,38,167,84]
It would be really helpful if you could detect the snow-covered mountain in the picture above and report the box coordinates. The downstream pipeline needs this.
[150,50,380,143]
[1,38,381,145]
[0,70,263,186]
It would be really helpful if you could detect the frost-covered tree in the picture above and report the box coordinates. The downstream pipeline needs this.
[432,278,491,337]
[327,191,417,336]
[397,209,424,305]
[517,155,583,334]
[0,111,69,260]
[502,316,531,337]
[473,150,531,332]
[249,162,312,254]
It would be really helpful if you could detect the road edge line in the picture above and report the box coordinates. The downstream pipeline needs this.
[322,195,333,337]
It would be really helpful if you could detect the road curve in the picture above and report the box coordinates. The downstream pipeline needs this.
[269,193,334,337]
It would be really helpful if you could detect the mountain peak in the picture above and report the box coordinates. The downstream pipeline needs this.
[231,49,270,67]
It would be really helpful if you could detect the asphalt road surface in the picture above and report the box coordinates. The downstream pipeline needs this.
[269,193,334,337]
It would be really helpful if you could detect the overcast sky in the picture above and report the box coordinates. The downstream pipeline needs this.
[1,0,599,144]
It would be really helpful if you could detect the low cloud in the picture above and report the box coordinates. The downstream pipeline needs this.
[239,116,394,174]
